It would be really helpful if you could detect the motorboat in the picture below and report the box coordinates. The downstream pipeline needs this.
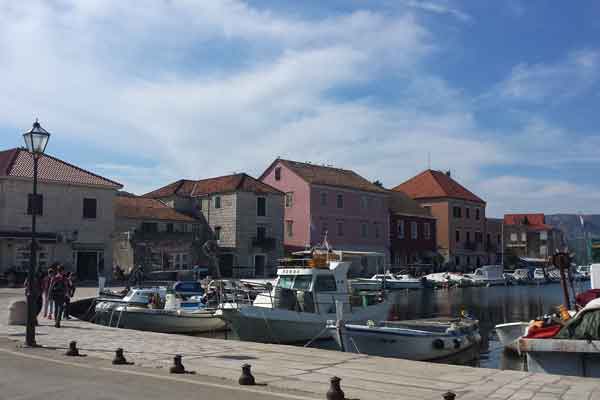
[425,272,472,288]
[464,265,506,286]
[351,273,424,291]
[511,269,533,285]
[95,290,226,334]
[215,249,392,344]
[327,317,481,363]
[494,321,530,352]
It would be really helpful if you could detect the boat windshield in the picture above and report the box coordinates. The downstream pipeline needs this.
[277,275,313,290]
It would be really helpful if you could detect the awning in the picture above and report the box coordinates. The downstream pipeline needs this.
[0,231,57,242]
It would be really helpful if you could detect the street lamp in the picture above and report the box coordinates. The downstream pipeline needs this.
[22,119,50,347]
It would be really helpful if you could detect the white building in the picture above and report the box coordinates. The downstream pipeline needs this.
[0,148,122,281]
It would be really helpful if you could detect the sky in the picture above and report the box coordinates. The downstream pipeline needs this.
[1,0,600,217]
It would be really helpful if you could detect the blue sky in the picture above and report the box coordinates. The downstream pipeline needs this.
[1,1,599,216]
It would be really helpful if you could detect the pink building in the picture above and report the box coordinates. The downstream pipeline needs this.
[260,159,389,256]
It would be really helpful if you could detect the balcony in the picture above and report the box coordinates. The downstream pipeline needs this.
[251,236,277,250]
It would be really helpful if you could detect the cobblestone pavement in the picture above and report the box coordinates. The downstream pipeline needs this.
[2,288,600,400]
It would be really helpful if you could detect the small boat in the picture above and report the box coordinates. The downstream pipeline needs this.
[464,265,506,286]
[425,272,472,288]
[351,273,424,291]
[327,317,481,363]
[494,321,530,352]
[215,248,391,344]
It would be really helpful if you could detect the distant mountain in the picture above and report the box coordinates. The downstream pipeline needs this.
[546,214,600,240]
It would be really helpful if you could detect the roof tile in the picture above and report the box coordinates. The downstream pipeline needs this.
[115,196,197,222]
[392,169,485,203]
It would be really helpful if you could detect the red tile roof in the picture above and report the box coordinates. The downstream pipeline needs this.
[144,173,281,199]
[115,196,197,222]
[392,169,485,204]
[0,148,122,189]
[504,213,551,230]
[261,158,388,194]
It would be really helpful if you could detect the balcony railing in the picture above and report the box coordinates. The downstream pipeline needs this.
[251,236,277,250]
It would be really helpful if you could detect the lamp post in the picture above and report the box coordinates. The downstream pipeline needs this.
[23,119,50,347]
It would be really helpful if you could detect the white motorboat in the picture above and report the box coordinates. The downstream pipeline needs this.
[327,318,481,363]
[464,265,506,286]
[351,273,424,291]
[494,321,530,352]
[425,272,472,287]
[215,250,392,344]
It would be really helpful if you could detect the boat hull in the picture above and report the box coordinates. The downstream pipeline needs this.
[495,322,529,352]
[96,307,226,334]
[217,300,391,344]
[330,322,481,363]
[520,338,600,378]
[351,280,423,291]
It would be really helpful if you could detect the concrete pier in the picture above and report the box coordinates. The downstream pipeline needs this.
[2,288,600,400]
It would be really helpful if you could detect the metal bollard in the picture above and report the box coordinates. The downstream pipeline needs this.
[443,392,456,400]
[238,363,256,385]
[66,341,81,357]
[326,376,345,400]
[170,355,186,374]
[112,348,133,365]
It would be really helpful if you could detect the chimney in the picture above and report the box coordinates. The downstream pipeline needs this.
[445,170,451,177]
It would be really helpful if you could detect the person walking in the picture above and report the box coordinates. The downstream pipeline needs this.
[42,268,55,319]
[49,265,68,328]
[63,272,76,320]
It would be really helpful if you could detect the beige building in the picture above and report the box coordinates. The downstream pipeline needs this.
[113,195,212,274]
[145,173,284,277]
[393,170,489,270]
[0,148,122,281]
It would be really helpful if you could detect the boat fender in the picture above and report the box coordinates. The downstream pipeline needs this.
[453,339,461,349]
[432,339,445,349]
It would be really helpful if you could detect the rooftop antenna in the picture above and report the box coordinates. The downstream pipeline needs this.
[427,152,431,170]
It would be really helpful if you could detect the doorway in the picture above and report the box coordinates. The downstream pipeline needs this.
[77,252,98,281]
[218,254,234,278]
[254,254,266,277]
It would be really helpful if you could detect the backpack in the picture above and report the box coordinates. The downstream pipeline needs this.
[51,277,67,298]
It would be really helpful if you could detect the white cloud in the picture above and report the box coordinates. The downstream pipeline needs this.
[398,0,471,22]
[492,49,600,103]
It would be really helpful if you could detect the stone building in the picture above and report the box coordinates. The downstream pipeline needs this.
[144,173,284,277]
[393,170,488,271]
[388,190,438,271]
[0,148,122,281]
[503,213,566,266]
[485,218,503,265]
[113,194,212,274]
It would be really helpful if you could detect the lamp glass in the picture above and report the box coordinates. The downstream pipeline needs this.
[22,121,50,154]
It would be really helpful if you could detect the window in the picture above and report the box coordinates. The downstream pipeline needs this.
[257,197,266,216]
[315,275,337,292]
[192,224,202,233]
[466,256,471,265]
[540,245,548,257]
[360,196,368,209]
[497,234,501,244]
[423,205,432,214]
[455,256,460,266]
[398,220,405,239]
[321,220,328,236]
[336,194,344,209]
[337,221,344,236]
[510,233,517,242]
[27,194,43,216]
[274,167,281,181]
[256,226,266,240]
[411,221,418,239]
[475,231,483,243]
[141,222,158,233]
[166,223,174,233]
[320,192,328,206]
[475,208,481,220]
[466,231,471,242]
[374,222,380,239]
[453,206,462,218]
[286,220,294,237]
[455,230,460,242]
[361,222,368,238]
[424,223,431,240]
[540,231,548,240]
[83,198,97,219]
[285,192,293,208]
[214,196,221,209]
[214,226,222,240]
[521,232,527,241]
[465,207,471,219]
